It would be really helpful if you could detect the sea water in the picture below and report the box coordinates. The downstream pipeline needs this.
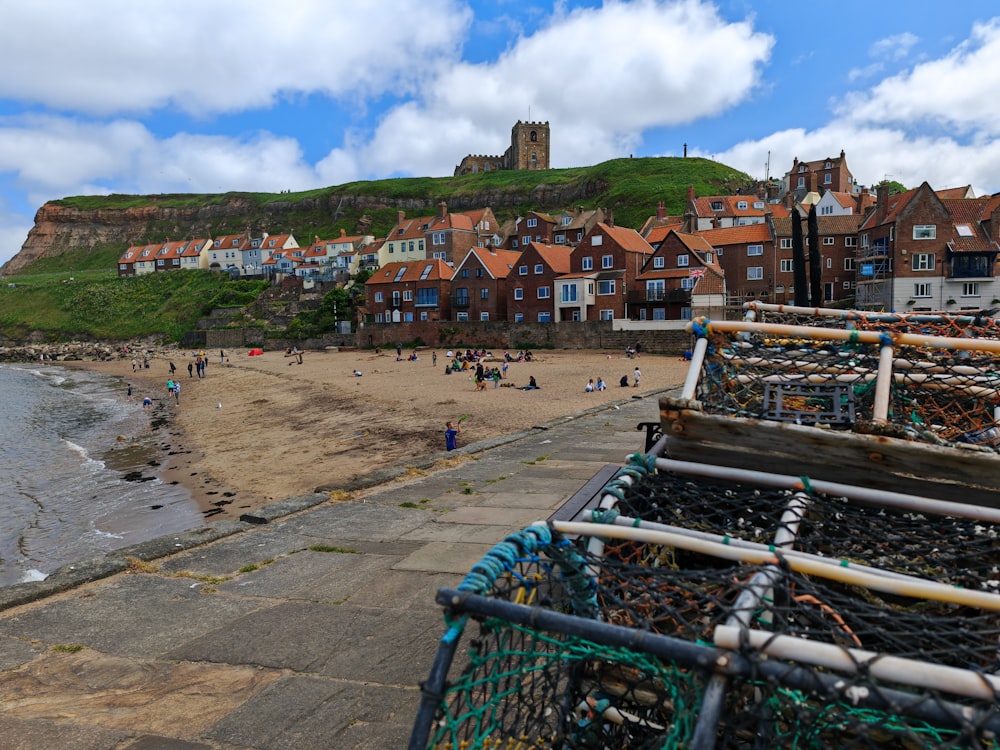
[0,363,203,587]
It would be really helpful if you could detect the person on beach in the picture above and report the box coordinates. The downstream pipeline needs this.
[432,351,437,367]
[172,380,181,404]
[127,383,133,401]
[169,362,176,376]
[188,362,194,378]
[596,377,607,391]
[132,358,138,373]
[585,378,595,392]
[142,396,152,410]
[445,420,461,451]
[633,366,641,388]
[220,350,225,365]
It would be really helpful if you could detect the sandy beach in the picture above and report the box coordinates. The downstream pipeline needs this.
[71,347,689,520]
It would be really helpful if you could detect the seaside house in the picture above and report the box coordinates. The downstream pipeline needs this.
[506,242,572,322]
[208,233,251,272]
[117,245,143,277]
[365,259,454,323]
[632,230,722,320]
[856,182,1000,311]
[134,244,162,275]
[154,241,185,272]
[695,223,776,304]
[557,218,655,321]
[782,150,859,201]
[180,238,212,271]
[771,214,863,304]
[450,247,521,321]
[689,194,771,230]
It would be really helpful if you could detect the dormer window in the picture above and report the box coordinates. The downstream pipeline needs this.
[799,165,806,173]
[825,161,832,169]
[737,201,748,210]
[562,216,571,226]
[711,201,723,211]
[232,239,239,247]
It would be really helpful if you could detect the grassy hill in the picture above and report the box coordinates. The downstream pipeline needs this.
[1,156,751,342]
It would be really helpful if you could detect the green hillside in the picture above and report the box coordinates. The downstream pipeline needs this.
[2,156,752,342]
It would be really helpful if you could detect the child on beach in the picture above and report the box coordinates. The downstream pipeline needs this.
[445,420,461,451]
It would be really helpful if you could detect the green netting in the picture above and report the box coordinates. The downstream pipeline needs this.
[411,456,1000,749]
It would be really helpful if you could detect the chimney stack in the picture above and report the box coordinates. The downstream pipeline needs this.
[607,208,614,228]
[397,210,405,225]
[438,201,447,219]
[656,201,666,220]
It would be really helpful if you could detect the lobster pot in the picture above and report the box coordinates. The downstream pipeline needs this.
[410,452,1000,749]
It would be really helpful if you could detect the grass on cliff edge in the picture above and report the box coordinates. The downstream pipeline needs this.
[0,270,266,341]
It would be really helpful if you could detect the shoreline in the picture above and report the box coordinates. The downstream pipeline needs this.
[64,347,691,523]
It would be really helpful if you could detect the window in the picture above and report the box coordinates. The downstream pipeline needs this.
[824,174,832,184]
[514,313,524,322]
[537,286,550,299]
[534,264,543,274]
[861,234,869,248]
[823,237,834,245]
[913,225,936,240]
[511,239,518,248]
[375,313,384,323]
[780,239,792,249]
[843,281,852,289]
[797,177,805,188]
[653,308,666,320]
[737,200,747,210]
[538,312,551,322]
[576,232,583,241]
[480,288,489,300]
[592,235,603,246]
[826,257,832,269]
[392,291,401,306]
[403,312,414,322]
[461,269,469,278]
[519,265,528,275]
[780,259,793,272]
[457,312,469,321]
[653,256,665,269]
[912,253,935,271]
[522,236,531,246]
[747,245,763,256]
[416,288,438,306]
[602,255,613,269]
[845,237,857,247]
[119,264,126,270]
[554,234,565,244]
[374,292,384,303]
[420,311,428,321]
[561,284,578,303]
[432,251,446,260]
[393,266,407,282]
[747,267,763,280]
[711,201,723,211]
[526,218,537,228]
[480,312,489,321]
[600,309,614,321]
[403,290,412,301]
[419,264,433,280]
[844,258,856,271]
[681,277,694,290]
[597,280,615,295]
[582,256,593,271]
[677,254,689,267]
[562,216,572,226]
[514,288,523,300]
[956,224,974,237]
[432,232,446,245]
[475,268,483,278]
[962,282,980,297]
[754,201,765,210]
[913,282,931,298]
[821,205,833,215]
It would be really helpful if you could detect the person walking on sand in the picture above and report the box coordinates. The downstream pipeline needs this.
[126,383,133,401]
[169,361,176,376]
[633,366,641,388]
[432,351,437,367]
[172,380,181,404]
[445,420,461,451]
[188,362,194,378]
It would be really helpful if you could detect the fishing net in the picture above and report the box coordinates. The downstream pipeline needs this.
[692,319,1000,450]
[411,454,1000,749]
[745,302,1000,340]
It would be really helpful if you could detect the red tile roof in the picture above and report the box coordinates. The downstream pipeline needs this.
[696,224,771,245]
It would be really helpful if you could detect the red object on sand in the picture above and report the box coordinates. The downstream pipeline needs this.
[248,348,264,356]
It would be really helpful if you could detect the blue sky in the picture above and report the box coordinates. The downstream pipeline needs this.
[3,0,1000,267]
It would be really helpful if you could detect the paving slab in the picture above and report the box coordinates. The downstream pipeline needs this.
[265,501,428,542]
[394,541,497,575]
[400,521,528,544]
[0,716,130,750]
[435,506,549,528]
[158,526,317,577]
[472,490,572,510]
[205,676,416,750]
[0,575,265,659]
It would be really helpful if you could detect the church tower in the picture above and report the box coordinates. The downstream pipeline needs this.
[506,121,550,171]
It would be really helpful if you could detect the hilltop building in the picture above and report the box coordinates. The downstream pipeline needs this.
[454,121,550,176]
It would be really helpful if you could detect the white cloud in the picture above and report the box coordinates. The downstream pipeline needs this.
[0,0,472,116]
[346,0,774,179]
[839,20,1000,136]
[870,31,919,60]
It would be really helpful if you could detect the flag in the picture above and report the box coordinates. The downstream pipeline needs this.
[689,268,705,278]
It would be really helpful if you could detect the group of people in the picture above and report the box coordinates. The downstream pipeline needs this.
[584,378,608,392]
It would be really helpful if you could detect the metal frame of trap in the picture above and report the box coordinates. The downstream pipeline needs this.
[409,437,1000,749]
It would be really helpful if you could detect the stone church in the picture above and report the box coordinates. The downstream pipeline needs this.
[454,121,550,176]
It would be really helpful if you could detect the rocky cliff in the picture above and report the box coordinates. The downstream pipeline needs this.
[3,179,608,276]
